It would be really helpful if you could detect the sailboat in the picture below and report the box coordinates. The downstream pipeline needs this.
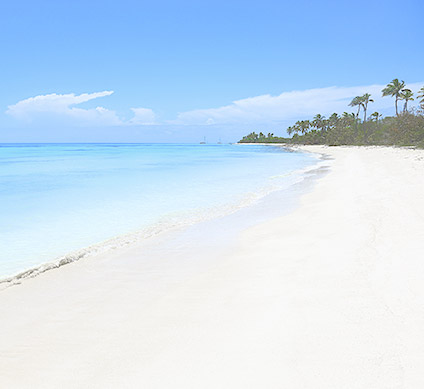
[200,136,206,144]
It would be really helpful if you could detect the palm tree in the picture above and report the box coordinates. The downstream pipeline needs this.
[370,112,382,123]
[349,96,363,118]
[340,112,356,129]
[299,120,311,135]
[399,89,414,112]
[360,93,374,122]
[342,112,356,119]
[312,114,325,132]
[357,93,373,143]
[382,79,406,116]
[417,86,424,108]
[292,121,303,135]
[325,113,338,132]
[328,113,339,125]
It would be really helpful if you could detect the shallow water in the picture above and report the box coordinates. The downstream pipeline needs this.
[0,143,317,278]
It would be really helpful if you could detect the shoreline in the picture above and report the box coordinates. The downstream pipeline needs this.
[0,146,324,290]
[1,145,424,387]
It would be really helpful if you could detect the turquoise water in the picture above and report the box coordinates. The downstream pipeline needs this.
[0,143,317,278]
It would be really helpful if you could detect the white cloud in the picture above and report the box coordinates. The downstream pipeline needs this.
[129,107,157,125]
[6,91,123,125]
[172,82,424,125]
[6,91,157,127]
[6,91,113,115]
[6,82,423,130]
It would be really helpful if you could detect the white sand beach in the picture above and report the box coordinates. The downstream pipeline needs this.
[1,145,424,388]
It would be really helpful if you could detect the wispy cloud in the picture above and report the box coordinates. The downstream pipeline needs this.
[6,82,424,129]
[6,91,122,125]
[6,91,156,126]
[172,82,424,125]
[6,91,115,118]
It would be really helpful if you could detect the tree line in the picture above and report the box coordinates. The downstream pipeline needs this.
[239,79,424,148]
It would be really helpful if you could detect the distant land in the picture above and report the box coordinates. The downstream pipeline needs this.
[239,79,424,148]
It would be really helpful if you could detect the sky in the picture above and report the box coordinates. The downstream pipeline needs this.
[1,0,423,143]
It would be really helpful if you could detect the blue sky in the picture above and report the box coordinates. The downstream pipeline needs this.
[1,0,423,142]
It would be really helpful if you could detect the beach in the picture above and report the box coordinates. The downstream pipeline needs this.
[1,145,424,388]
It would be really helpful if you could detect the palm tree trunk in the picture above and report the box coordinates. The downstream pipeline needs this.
[395,97,399,116]
[363,106,367,143]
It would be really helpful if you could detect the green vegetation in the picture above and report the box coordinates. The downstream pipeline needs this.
[239,132,291,143]
[382,79,406,116]
[239,79,424,148]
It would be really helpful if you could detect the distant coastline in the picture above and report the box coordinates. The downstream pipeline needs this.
[239,79,424,148]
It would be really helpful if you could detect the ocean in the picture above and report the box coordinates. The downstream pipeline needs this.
[0,143,318,279]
